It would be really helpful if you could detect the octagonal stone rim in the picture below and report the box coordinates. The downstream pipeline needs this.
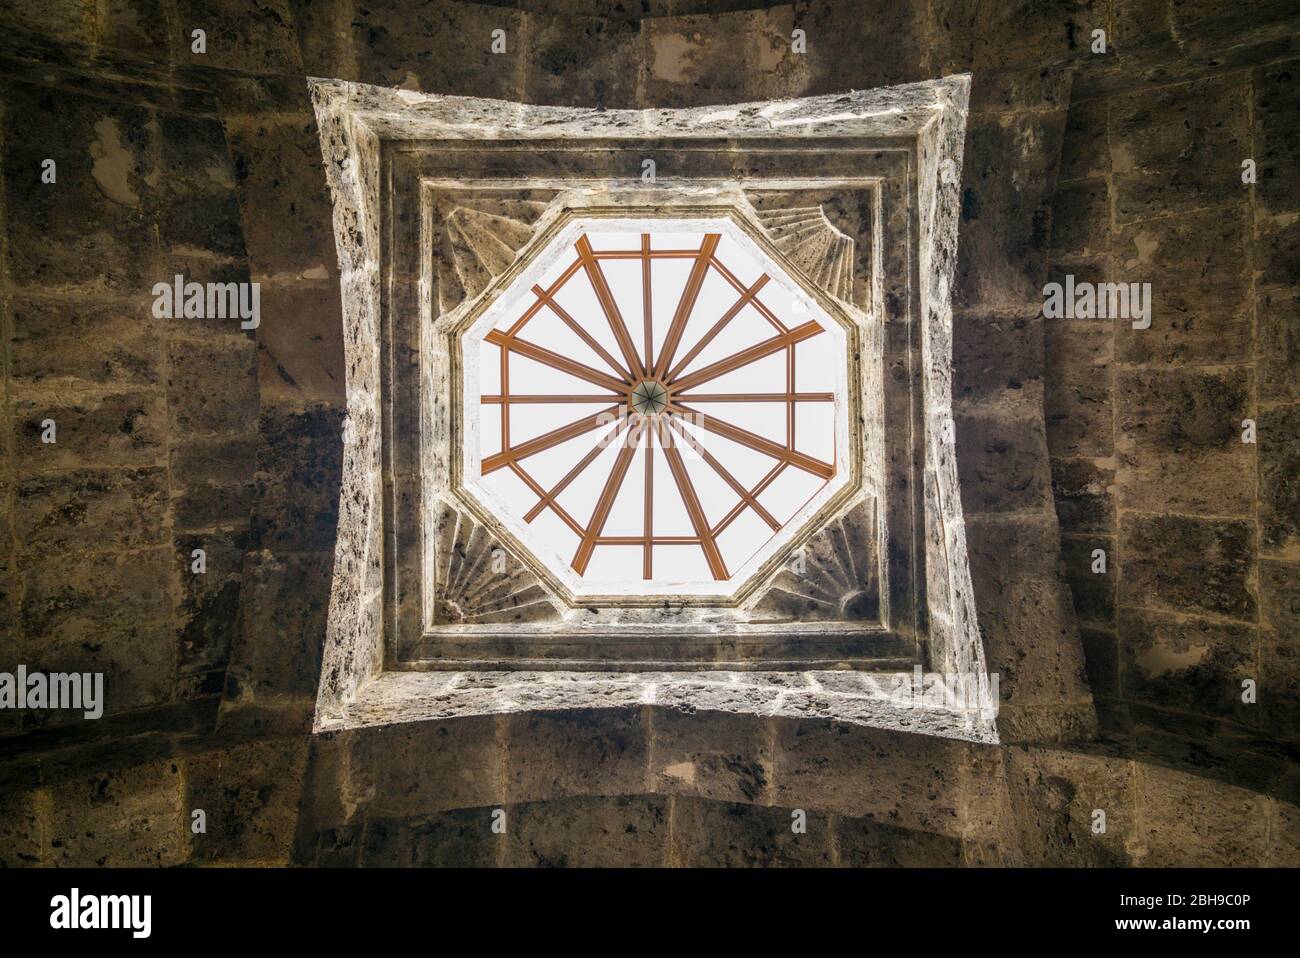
[446,202,867,608]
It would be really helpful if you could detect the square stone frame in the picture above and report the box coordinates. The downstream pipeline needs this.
[447,204,863,609]
[309,76,996,744]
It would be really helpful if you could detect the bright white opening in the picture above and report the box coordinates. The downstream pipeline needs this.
[463,217,851,597]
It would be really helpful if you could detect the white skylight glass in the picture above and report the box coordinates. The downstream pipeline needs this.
[461,216,851,598]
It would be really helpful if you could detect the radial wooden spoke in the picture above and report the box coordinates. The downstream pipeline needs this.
[671,392,834,402]
[712,463,786,537]
[671,401,834,479]
[572,435,640,575]
[508,463,586,537]
[483,403,623,474]
[524,415,631,523]
[593,250,705,259]
[483,394,622,404]
[641,234,654,376]
[661,439,728,580]
[532,283,632,381]
[643,422,654,579]
[576,235,645,379]
[665,415,781,532]
[669,321,823,395]
[665,273,770,382]
[710,256,786,332]
[485,329,629,394]
[507,258,583,337]
[654,234,721,379]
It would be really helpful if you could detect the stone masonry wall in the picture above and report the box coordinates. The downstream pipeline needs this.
[0,0,1296,867]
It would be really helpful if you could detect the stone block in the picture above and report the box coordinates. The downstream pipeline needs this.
[11,392,168,475]
[185,737,308,864]
[1254,59,1300,217]
[955,111,1065,310]
[505,707,648,803]
[1134,762,1267,866]
[1112,208,1250,365]
[1256,286,1299,404]
[168,337,259,435]
[507,794,668,867]
[1061,534,1115,626]
[1259,403,1300,555]
[341,716,503,820]
[670,797,834,867]
[12,467,168,558]
[836,815,963,866]
[1045,321,1113,458]
[952,311,1043,404]
[175,530,247,674]
[46,759,187,866]
[8,296,161,388]
[1119,513,1256,620]
[649,706,771,804]
[225,550,331,701]
[1114,367,1254,517]
[1050,178,1109,256]
[955,410,1054,514]
[1118,607,1256,720]
[171,0,301,75]
[358,808,499,867]
[1051,456,1115,534]
[523,14,643,110]
[349,0,526,99]
[1005,746,1137,866]
[248,406,344,552]
[225,118,338,278]
[171,434,259,531]
[1110,75,1249,222]
[19,546,174,641]
[253,280,347,406]
[2,82,156,294]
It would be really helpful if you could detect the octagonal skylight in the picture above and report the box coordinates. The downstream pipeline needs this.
[460,215,853,599]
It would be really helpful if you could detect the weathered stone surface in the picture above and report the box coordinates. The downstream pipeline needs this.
[8,296,161,388]
[46,760,187,866]
[1045,321,1113,458]
[185,737,308,864]
[12,468,168,558]
[955,110,1064,309]
[1119,607,1256,720]
[1133,762,1268,866]
[1050,456,1115,534]
[1114,367,1254,517]
[507,794,668,867]
[2,83,156,293]
[1119,513,1257,620]
[670,796,834,867]
[1112,207,1251,365]
[952,311,1043,404]
[1256,286,1299,404]
[505,707,648,803]
[1109,75,1249,222]
[1059,535,1114,626]
[1005,746,1136,866]
[650,707,771,804]
[224,550,331,702]
[172,0,301,76]
[1259,403,1300,556]
[248,406,344,552]
[1253,59,1300,218]
[955,410,1054,514]
[168,337,259,435]
[11,393,168,474]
